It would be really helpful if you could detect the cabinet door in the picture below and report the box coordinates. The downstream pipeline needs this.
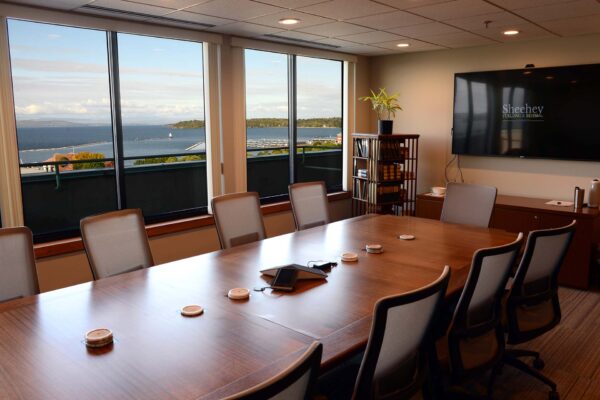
[490,208,539,234]
[416,197,442,220]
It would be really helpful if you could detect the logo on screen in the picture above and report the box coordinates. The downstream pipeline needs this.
[502,104,544,121]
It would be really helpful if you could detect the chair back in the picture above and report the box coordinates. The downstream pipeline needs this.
[289,181,330,231]
[0,227,39,302]
[448,233,523,378]
[440,182,497,227]
[224,341,322,400]
[212,192,266,249]
[506,221,576,344]
[80,209,154,280]
[353,266,451,400]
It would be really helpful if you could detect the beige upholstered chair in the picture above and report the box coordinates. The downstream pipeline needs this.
[289,181,330,231]
[211,192,266,249]
[504,221,576,400]
[223,341,322,400]
[0,227,39,302]
[440,182,497,228]
[80,209,154,280]
[440,233,523,396]
[353,266,450,400]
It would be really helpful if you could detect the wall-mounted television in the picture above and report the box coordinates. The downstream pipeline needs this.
[452,63,600,161]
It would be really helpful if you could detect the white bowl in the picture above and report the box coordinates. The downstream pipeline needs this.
[432,186,446,195]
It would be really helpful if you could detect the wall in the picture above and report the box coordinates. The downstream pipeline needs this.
[370,34,600,201]
[35,198,351,292]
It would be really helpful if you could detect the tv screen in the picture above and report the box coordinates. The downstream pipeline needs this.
[452,63,600,161]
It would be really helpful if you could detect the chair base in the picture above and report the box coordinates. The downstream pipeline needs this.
[504,349,559,400]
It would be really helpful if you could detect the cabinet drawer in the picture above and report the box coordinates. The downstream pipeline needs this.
[490,208,539,234]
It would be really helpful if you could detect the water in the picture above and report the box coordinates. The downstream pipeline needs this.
[17,125,341,164]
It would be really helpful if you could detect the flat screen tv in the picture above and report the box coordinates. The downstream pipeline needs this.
[452,63,600,161]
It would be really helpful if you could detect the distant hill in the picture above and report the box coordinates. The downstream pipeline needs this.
[169,117,341,129]
[17,119,91,128]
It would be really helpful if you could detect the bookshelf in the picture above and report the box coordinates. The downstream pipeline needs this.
[352,133,419,216]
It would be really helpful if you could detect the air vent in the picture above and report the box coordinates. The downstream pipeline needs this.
[264,34,341,49]
[79,5,216,29]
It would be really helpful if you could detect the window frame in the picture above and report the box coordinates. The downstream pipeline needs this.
[1,11,219,242]
[243,49,345,204]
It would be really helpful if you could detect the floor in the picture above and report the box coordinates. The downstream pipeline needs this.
[493,287,600,399]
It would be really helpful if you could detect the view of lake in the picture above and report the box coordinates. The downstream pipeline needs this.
[17,125,341,164]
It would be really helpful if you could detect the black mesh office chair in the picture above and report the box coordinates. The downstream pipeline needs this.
[504,221,576,400]
[353,266,451,400]
[440,233,523,397]
[224,341,322,400]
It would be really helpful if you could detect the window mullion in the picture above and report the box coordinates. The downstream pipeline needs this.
[288,54,297,185]
[107,31,126,210]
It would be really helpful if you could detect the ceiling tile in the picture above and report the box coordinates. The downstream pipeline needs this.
[376,0,455,9]
[445,11,529,31]
[539,13,600,35]
[186,0,285,20]
[209,21,283,36]
[486,0,579,10]
[161,11,236,26]
[345,10,432,29]
[375,38,445,50]
[298,0,396,20]
[338,30,405,44]
[128,0,212,9]
[297,21,373,36]
[473,23,555,41]
[388,21,462,37]
[339,43,397,55]
[9,0,93,10]
[85,0,174,15]
[313,37,365,46]
[425,30,497,47]
[514,0,600,22]
[409,0,503,20]
[267,30,327,41]
[252,0,331,7]
[246,10,333,29]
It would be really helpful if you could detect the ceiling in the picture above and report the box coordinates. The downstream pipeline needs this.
[5,0,600,55]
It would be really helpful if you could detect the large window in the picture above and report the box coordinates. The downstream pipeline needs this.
[7,20,207,241]
[245,50,343,202]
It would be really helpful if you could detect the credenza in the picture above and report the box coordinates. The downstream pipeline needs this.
[416,193,600,289]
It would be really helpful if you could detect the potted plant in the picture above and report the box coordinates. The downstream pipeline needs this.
[359,88,402,134]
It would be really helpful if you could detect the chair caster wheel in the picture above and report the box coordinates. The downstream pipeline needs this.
[533,358,545,370]
[549,390,559,400]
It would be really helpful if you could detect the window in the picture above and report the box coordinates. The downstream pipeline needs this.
[7,20,208,241]
[9,20,117,240]
[117,33,207,220]
[245,50,343,202]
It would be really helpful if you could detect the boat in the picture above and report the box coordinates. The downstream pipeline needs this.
[168,132,173,139]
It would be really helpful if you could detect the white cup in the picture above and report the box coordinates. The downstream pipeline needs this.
[431,186,446,195]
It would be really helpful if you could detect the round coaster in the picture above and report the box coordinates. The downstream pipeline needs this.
[85,328,113,348]
[399,234,415,240]
[366,244,383,254]
[341,252,358,262]
[181,305,204,317]
[228,288,250,300]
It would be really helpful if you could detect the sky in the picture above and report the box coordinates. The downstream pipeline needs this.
[8,19,341,125]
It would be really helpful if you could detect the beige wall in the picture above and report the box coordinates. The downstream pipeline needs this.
[36,198,351,292]
[370,34,600,201]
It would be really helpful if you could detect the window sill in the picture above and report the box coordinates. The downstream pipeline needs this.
[33,191,351,259]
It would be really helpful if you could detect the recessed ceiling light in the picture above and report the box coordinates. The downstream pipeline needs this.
[396,43,410,48]
[278,18,300,25]
[503,30,520,36]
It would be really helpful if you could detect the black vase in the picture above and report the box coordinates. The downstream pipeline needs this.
[378,120,393,134]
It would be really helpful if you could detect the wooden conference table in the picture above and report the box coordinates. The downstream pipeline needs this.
[0,215,516,399]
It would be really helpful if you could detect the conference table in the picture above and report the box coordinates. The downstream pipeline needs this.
[0,215,516,399]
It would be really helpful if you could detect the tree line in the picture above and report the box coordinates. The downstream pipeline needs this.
[169,117,342,129]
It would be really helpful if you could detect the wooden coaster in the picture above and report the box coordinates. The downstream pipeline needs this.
[181,305,204,317]
[85,328,113,348]
[228,288,250,300]
[366,244,383,254]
